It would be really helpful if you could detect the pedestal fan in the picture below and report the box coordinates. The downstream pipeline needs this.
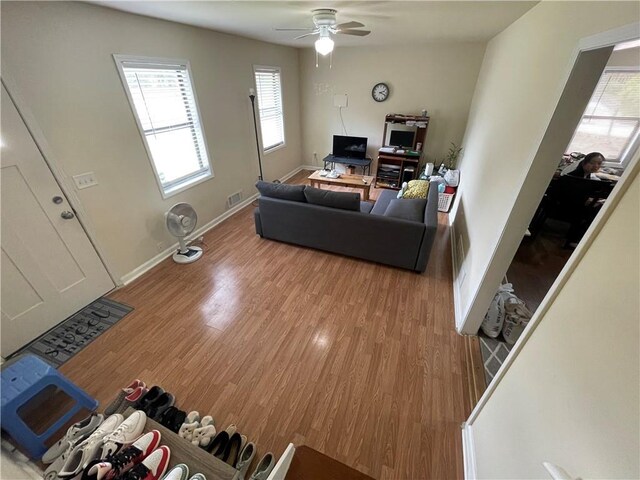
[165,203,202,264]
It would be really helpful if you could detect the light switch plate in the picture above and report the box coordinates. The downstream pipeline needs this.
[333,94,348,108]
[73,172,98,189]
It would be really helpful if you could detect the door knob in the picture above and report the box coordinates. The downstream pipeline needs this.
[61,211,75,220]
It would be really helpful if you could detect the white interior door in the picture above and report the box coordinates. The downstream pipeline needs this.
[1,83,114,356]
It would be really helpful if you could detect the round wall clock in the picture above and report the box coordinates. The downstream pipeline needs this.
[372,82,390,102]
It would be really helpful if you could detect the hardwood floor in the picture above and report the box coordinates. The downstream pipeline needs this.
[507,219,573,313]
[59,170,482,479]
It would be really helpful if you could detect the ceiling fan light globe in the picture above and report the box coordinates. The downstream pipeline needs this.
[315,36,334,56]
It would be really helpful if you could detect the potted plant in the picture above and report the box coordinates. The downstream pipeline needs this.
[438,142,463,173]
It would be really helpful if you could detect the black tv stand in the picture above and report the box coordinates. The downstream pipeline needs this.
[322,154,372,175]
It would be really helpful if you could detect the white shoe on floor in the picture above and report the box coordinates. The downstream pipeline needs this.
[57,414,124,478]
[178,411,199,441]
[161,463,189,480]
[100,410,147,458]
[42,413,104,464]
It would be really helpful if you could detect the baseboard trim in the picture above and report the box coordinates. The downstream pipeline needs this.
[461,422,477,479]
[450,226,464,333]
[120,164,313,286]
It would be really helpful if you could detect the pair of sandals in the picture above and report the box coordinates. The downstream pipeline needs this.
[178,411,216,448]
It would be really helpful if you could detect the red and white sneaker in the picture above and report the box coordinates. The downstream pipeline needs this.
[85,430,161,480]
[118,446,170,480]
[104,380,146,416]
[115,386,149,414]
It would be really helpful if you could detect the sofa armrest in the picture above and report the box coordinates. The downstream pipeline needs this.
[414,182,440,272]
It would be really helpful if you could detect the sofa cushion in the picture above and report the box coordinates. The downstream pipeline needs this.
[371,189,398,215]
[360,201,374,214]
[401,180,430,199]
[384,198,427,222]
[304,186,360,211]
[256,181,306,202]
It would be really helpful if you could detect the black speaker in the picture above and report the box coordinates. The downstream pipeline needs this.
[402,167,415,183]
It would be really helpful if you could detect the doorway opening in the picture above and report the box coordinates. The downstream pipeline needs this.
[479,39,640,385]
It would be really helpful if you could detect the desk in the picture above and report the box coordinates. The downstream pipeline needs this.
[322,155,372,175]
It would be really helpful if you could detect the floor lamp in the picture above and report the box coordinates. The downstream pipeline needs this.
[249,88,264,182]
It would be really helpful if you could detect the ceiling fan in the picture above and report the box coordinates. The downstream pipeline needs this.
[276,9,371,56]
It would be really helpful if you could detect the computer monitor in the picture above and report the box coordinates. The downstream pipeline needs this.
[389,130,415,149]
[332,135,368,159]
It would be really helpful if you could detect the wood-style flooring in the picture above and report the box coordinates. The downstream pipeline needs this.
[507,219,573,313]
[59,170,483,479]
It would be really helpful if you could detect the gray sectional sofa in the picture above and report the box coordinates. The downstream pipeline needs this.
[253,180,439,272]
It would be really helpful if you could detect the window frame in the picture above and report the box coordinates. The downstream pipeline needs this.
[113,54,213,199]
[566,66,640,169]
[253,65,286,155]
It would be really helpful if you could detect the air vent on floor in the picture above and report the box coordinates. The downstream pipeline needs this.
[227,190,243,208]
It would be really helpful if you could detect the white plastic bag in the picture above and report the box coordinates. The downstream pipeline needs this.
[502,300,533,345]
[481,283,515,338]
[444,169,460,187]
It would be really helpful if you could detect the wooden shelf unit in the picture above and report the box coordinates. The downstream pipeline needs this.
[376,113,430,190]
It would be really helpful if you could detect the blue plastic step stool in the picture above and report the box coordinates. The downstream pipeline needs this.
[1,354,98,459]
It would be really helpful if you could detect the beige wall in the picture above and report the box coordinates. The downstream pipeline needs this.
[471,164,639,478]
[299,43,486,169]
[1,1,302,281]
[450,1,640,333]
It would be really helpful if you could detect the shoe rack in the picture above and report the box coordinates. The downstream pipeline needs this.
[124,408,239,480]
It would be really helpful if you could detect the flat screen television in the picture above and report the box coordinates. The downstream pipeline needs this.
[332,135,368,159]
[389,130,415,149]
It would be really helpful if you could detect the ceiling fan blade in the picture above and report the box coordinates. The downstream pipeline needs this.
[335,21,365,29]
[337,29,371,36]
[295,31,320,40]
[275,27,315,31]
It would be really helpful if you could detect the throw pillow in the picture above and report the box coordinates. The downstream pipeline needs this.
[402,180,430,199]
[383,198,427,222]
[304,186,360,211]
[256,181,306,202]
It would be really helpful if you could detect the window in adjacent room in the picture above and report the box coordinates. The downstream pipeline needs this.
[253,66,285,152]
[566,68,640,167]
[114,55,212,198]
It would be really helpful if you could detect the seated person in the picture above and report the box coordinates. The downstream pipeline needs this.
[561,151,604,180]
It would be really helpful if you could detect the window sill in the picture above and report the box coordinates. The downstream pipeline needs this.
[264,143,286,156]
[161,171,213,199]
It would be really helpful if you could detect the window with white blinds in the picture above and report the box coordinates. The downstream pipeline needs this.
[254,66,285,152]
[114,55,212,197]
[567,68,640,167]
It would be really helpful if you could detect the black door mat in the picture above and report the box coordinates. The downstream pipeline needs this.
[9,297,133,367]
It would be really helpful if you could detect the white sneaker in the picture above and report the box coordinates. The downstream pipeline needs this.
[58,414,123,478]
[162,463,189,480]
[100,410,147,458]
[42,413,104,464]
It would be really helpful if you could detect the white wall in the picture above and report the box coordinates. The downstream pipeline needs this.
[607,46,640,67]
[299,43,485,169]
[449,1,640,333]
[470,165,639,479]
[1,1,302,281]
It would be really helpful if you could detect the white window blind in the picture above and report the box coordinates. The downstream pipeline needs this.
[114,55,212,197]
[567,68,640,166]
[254,67,285,152]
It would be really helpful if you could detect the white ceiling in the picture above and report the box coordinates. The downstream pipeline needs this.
[92,1,539,47]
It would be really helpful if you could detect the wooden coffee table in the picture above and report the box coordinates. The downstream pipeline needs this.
[308,171,375,201]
